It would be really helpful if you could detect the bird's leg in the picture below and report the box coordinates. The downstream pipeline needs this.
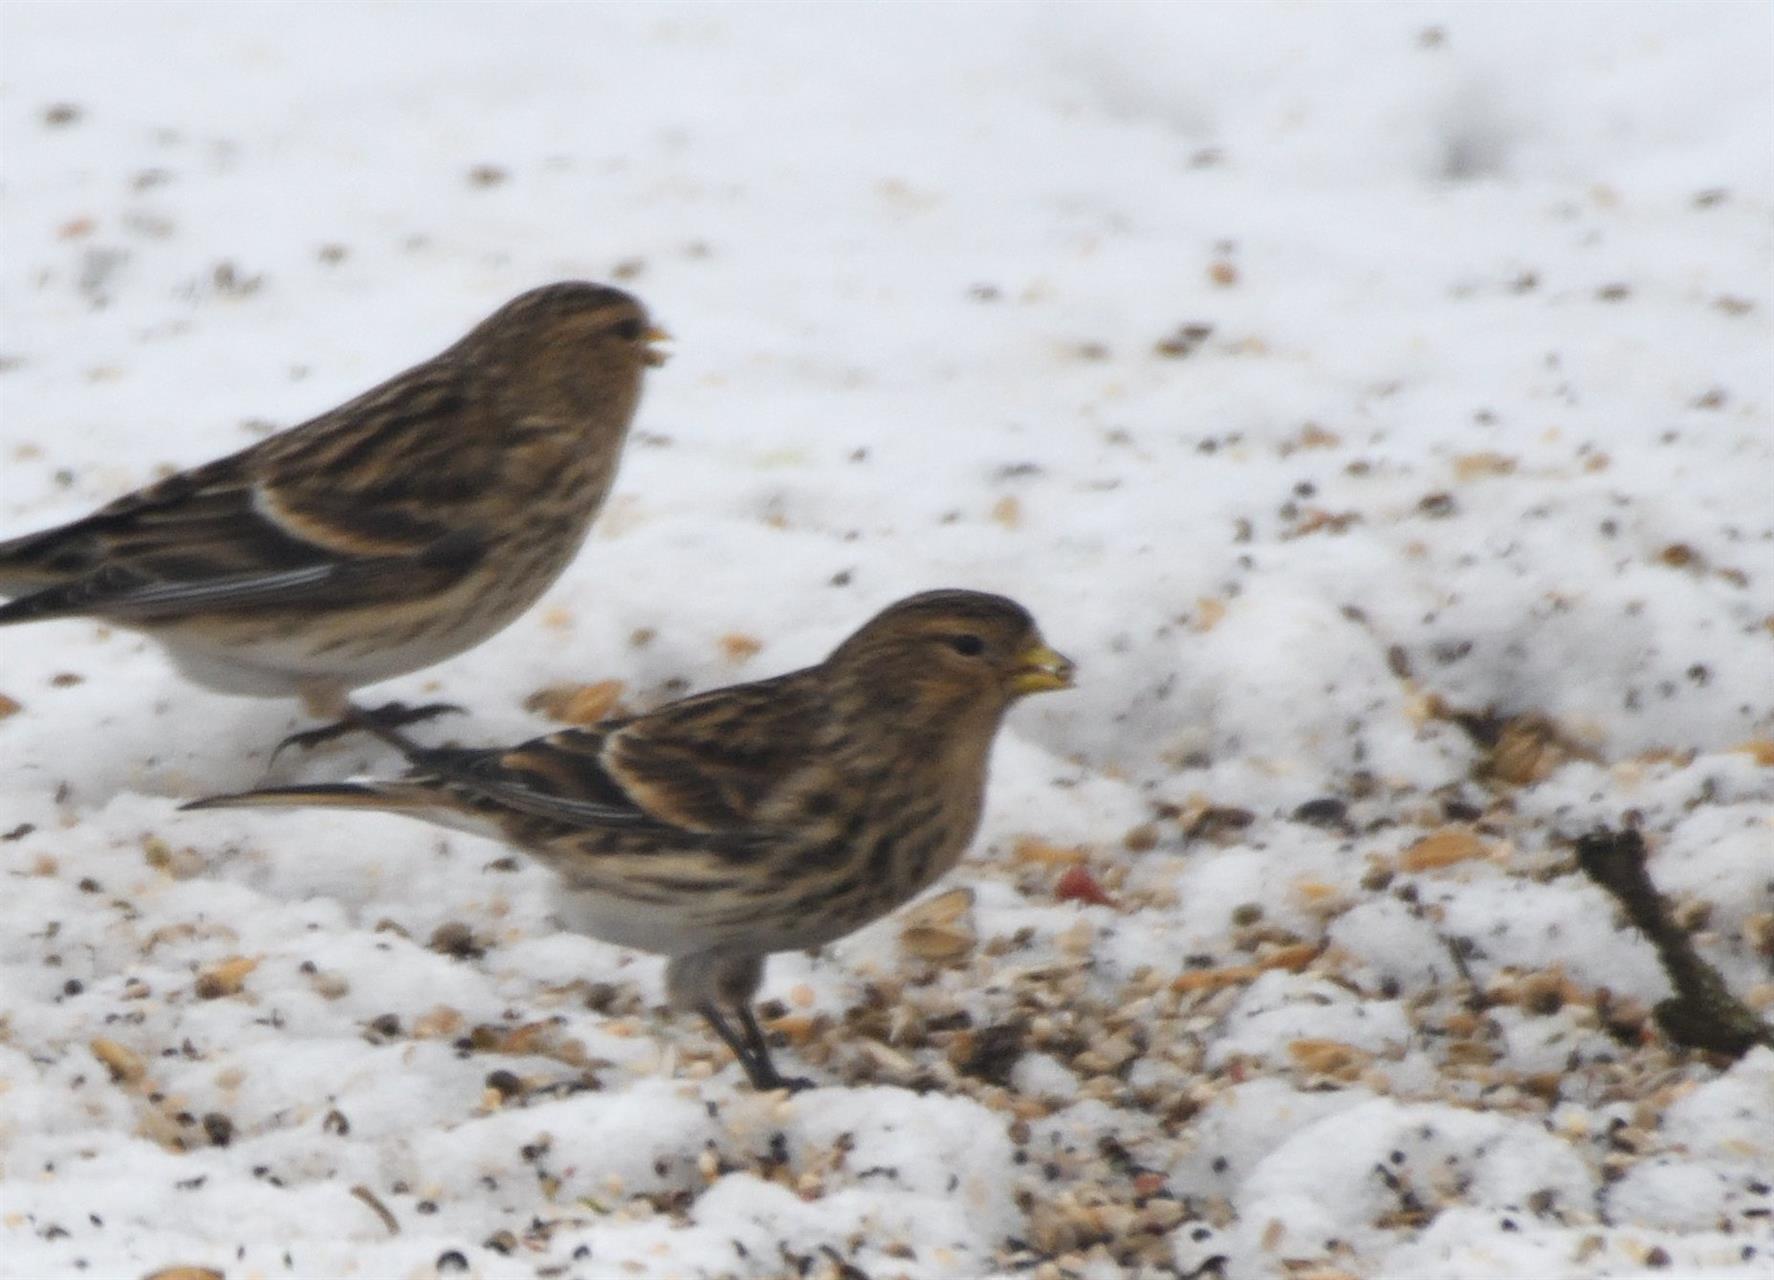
[698,1004,781,1090]
[275,688,464,757]
[736,1003,812,1092]
[694,1004,810,1093]
[671,951,812,1092]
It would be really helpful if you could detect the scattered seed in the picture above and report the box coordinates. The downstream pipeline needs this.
[428,921,481,959]
[351,1184,400,1235]
[194,955,259,999]
[91,1037,145,1084]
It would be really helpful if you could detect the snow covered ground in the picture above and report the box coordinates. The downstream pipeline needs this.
[2,2,1771,1277]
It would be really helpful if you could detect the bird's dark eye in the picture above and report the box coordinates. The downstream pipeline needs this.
[610,317,644,341]
[947,634,986,657]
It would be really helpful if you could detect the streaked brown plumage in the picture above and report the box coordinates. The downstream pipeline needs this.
[0,281,666,745]
[184,590,1076,1089]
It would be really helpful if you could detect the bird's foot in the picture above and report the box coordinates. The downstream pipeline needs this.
[757,1070,816,1094]
[701,1004,816,1093]
[273,699,464,758]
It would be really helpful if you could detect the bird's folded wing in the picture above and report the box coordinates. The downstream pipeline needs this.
[0,451,485,623]
[0,361,506,619]
[395,671,826,837]
[403,730,668,830]
[254,363,506,537]
[596,672,824,832]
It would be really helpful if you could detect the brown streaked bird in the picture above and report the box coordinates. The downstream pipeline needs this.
[0,281,668,749]
[184,589,1076,1090]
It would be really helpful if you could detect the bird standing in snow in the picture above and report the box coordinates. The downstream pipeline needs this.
[0,281,668,749]
[184,589,1075,1090]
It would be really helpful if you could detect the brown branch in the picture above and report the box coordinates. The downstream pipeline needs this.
[350,1184,400,1236]
[1575,827,1774,1059]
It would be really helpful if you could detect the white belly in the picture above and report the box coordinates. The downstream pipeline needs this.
[553,885,717,957]
[159,641,316,697]
[152,592,526,697]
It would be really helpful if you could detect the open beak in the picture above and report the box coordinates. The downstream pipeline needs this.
[1008,642,1076,696]
[643,325,672,367]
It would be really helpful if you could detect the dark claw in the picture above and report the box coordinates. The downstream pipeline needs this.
[701,1004,814,1093]
[273,699,465,759]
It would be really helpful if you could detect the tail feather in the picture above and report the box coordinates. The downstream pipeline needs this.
[180,782,439,814]
[0,574,118,625]
[0,522,97,620]
[0,518,97,593]
[0,568,60,600]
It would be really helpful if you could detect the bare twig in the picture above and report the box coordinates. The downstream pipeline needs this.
[1575,827,1774,1058]
[350,1184,400,1236]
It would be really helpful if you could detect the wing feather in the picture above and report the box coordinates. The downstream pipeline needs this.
[365,670,829,839]
[0,364,494,622]
[596,671,824,831]
[400,731,666,830]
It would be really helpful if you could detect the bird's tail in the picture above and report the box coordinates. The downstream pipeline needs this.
[0,521,85,592]
[0,520,103,618]
[0,573,116,625]
[180,781,441,815]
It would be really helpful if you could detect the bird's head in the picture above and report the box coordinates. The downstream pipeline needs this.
[826,589,1075,724]
[467,281,670,429]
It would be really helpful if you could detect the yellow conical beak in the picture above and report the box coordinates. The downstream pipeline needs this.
[1009,642,1076,696]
